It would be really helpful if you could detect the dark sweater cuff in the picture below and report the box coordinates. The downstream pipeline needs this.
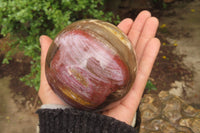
[36,108,137,133]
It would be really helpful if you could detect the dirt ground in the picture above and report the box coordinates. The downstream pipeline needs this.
[0,0,200,132]
[154,0,200,106]
[0,77,38,133]
[0,52,39,132]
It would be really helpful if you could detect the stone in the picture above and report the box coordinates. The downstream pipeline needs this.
[139,91,200,133]
[169,81,185,97]
[169,87,183,97]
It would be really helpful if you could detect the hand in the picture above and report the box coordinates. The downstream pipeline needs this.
[38,10,160,125]
[103,10,160,125]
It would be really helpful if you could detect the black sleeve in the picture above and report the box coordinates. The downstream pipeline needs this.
[36,108,137,133]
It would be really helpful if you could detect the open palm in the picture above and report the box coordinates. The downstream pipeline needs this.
[38,10,160,125]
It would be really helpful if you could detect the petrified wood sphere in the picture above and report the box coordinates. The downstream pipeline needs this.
[45,19,137,110]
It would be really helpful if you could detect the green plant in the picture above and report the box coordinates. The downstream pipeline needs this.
[145,80,157,92]
[0,0,120,91]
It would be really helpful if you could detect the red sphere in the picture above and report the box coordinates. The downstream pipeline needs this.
[45,19,137,110]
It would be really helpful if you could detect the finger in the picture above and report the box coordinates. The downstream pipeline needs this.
[128,10,151,48]
[39,35,66,105]
[122,38,160,112]
[117,18,133,34]
[40,35,53,68]
[136,17,159,63]
[40,35,53,80]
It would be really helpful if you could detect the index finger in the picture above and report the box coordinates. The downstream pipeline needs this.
[128,10,151,48]
[117,18,133,34]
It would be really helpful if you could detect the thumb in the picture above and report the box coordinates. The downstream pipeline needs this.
[40,35,53,65]
[40,35,53,80]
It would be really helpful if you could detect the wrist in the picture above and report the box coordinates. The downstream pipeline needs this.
[40,104,72,109]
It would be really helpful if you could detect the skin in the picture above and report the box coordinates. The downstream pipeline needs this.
[38,10,160,125]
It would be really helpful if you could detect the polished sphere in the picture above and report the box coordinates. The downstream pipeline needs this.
[45,19,137,111]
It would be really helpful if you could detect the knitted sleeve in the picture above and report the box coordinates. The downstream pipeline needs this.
[36,108,137,133]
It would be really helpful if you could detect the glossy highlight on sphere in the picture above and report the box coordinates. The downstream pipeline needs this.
[45,19,137,111]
